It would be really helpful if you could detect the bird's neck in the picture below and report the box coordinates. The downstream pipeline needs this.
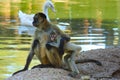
[43,6,50,22]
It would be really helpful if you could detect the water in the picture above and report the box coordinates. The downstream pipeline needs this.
[0,0,120,80]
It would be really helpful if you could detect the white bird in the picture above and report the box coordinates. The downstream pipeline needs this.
[18,0,55,35]
[18,0,55,26]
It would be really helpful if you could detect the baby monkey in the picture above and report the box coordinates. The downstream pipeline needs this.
[46,29,70,56]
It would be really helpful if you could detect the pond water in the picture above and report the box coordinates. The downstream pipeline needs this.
[0,0,120,80]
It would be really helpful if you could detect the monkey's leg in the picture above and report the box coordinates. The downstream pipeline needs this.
[67,52,80,77]
[12,39,39,76]
[46,47,62,68]
[32,47,62,69]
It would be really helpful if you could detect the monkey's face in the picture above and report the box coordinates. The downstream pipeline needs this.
[32,13,44,27]
[49,30,58,42]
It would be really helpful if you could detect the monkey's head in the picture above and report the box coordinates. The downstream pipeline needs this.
[32,12,47,28]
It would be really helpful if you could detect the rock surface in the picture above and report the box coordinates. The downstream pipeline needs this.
[6,48,120,80]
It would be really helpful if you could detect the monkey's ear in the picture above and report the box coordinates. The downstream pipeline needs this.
[38,12,46,19]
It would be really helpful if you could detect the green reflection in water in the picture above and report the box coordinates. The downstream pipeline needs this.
[0,45,40,80]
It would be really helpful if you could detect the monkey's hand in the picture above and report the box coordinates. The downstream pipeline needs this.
[12,68,27,76]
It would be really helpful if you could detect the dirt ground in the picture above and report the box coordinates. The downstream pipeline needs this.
[5,48,120,80]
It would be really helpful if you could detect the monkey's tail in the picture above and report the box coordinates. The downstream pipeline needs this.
[75,59,102,66]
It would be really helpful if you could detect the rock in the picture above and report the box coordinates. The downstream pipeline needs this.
[77,48,120,78]
[6,48,120,80]
[5,68,77,80]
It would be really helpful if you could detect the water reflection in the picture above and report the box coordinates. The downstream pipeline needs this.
[0,0,120,80]
[18,26,36,36]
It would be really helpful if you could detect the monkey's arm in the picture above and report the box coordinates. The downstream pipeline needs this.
[12,39,39,75]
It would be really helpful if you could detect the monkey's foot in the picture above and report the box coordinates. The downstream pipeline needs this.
[32,64,55,69]
[68,72,79,78]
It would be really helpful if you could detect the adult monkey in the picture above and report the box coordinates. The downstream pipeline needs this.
[12,12,70,75]
[13,12,102,77]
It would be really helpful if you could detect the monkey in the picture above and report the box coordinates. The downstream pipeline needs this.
[12,12,69,75]
[13,12,102,77]
[32,12,102,77]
